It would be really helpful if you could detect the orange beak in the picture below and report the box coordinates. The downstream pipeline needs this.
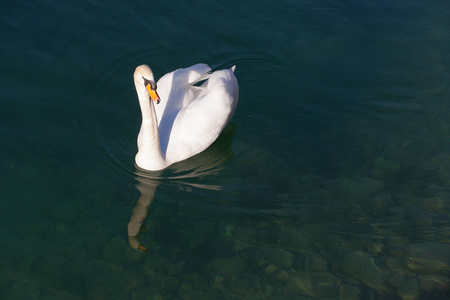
[146,84,160,104]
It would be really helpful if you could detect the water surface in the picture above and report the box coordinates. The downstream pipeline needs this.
[1,0,449,299]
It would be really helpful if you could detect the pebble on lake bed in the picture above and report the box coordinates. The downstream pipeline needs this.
[341,251,390,291]
[284,271,338,297]
[406,242,450,274]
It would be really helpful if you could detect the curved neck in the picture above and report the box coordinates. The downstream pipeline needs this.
[135,83,166,170]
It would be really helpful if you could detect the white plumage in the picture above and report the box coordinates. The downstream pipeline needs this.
[134,63,238,171]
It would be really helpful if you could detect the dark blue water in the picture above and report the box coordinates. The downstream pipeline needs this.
[1,0,449,299]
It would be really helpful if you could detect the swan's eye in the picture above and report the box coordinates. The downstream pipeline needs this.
[142,77,157,90]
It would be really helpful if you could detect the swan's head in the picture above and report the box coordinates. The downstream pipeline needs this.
[134,64,161,104]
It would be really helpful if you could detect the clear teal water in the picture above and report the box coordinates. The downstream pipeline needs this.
[1,0,450,299]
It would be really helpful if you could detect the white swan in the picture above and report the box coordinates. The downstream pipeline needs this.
[133,63,239,171]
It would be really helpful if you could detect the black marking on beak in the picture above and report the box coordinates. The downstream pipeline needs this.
[142,77,157,90]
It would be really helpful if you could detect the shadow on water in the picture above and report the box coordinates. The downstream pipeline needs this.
[128,124,236,252]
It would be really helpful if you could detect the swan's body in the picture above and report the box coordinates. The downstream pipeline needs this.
[134,63,238,171]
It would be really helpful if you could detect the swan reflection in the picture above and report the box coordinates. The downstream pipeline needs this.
[127,124,236,252]
[127,178,159,253]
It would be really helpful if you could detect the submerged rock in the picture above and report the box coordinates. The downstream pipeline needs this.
[406,242,450,274]
[264,284,275,298]
[396,276,420,300]
[131,282,160,300]
[423,196,449,213]
[281,227,316,253]
[284,271,338,297]
[209,257,247,275]
[191,274,209,291]
[166,261,185,276]
[263,263,278,275]
[275,269,290,281]
[341,251,390,291]
[422,153,450,182]
[335,177,385,202]
[367,192,393,217]
[365,239,384,254]
[227,276,255,296]
[389,274,406,289]
[372,157,400,178]
[3,279,42,300]
[418,274,450,293]
[194,220,215,238]
[340,283,363,300]
[385,256,414,275]
[161,276,180,291]
[305,255,328,272]
[259,248,295,269]
[385,236,408,256]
